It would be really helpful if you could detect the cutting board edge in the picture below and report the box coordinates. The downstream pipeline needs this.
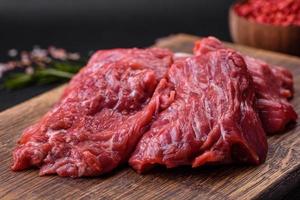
[1,33,299,200]
[255,164,300,200]
[157,33,300,62]
[0,85,66,117]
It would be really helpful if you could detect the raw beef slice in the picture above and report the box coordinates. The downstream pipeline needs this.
[193,37,297,134]
[11,48,173,177]
[129,49,268,173]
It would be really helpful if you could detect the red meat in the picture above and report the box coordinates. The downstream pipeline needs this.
[11,48,173,177]
[234,0,300,26]
[129,50,267,173]
[12,38,295,177]
[194,37,297,134]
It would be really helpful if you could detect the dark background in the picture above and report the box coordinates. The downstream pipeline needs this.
[0,1,299,199]
[0,0,234,56]
[0,0,236,110]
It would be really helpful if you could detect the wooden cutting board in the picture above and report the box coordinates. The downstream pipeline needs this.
[0,34,299,200]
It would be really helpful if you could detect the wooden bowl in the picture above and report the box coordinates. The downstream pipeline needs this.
[229,4,300,56]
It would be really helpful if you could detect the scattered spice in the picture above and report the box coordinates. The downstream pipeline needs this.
[0,46,86,89]
[234,0,300,26]
[8,49,18,57]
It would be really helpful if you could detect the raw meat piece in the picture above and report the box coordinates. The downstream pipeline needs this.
[129,49,267,173]
[194,37,297,134]
[11,48,173,177]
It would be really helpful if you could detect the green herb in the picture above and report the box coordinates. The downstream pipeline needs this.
[3,73,33,89]
[2,60,86,90]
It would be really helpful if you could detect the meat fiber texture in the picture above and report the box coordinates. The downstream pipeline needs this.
[12,37,295,177]
[129,50,267,173]
[11,48,174,177]
[193,37,297,134]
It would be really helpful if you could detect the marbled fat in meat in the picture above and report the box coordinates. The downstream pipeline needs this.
[129,50,267,173]
[11,48,173,177]
[193,37,297,134]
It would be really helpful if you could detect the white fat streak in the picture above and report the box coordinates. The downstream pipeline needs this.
[173,52,192,59]
[46,128,67,143]
[27,141,43,147]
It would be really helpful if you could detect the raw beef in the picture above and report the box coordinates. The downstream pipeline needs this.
[193,37,297,134]
[11,48,174,177]
[129,49,268,173]
[12,38,296,177]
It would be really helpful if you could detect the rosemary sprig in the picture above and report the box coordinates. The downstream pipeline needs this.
[2,60,86,90]
[0,46,89,90]
[3,73,33,89]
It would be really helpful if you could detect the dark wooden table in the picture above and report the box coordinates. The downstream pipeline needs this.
[0,34,299,200]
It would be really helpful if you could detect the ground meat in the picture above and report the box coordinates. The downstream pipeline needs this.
[234,0,300,26]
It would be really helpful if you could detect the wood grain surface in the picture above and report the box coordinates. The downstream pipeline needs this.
[0,34,299,200]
